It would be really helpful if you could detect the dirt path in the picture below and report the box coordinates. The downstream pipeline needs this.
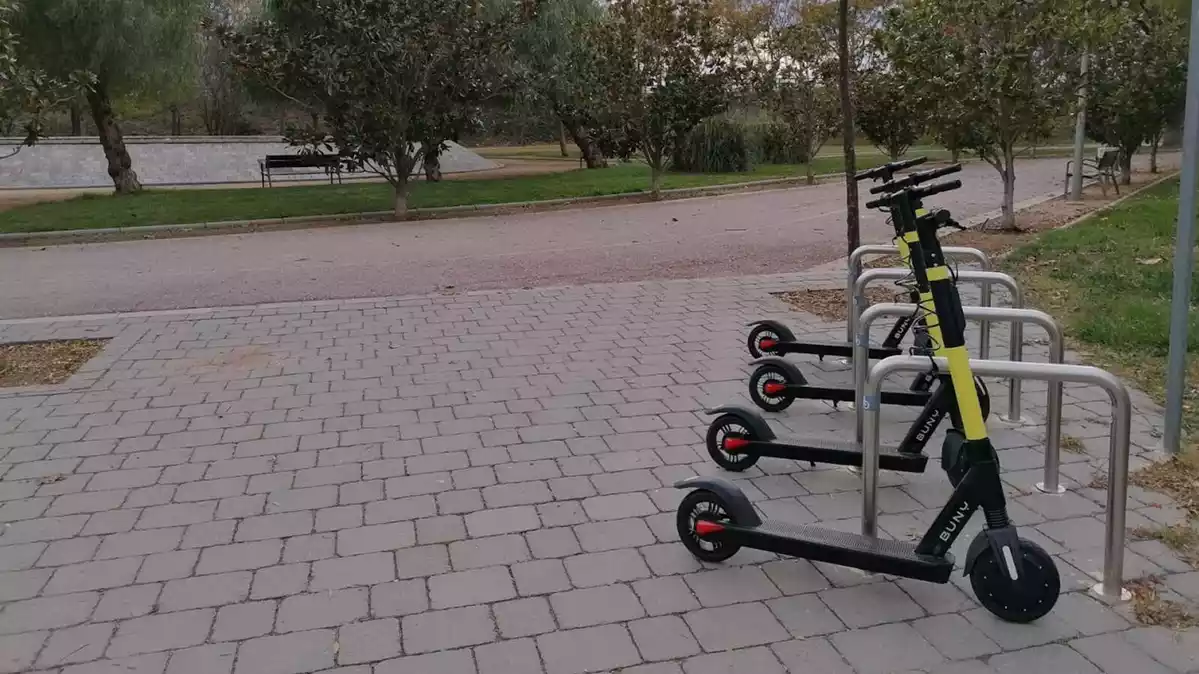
[0,156,1163,319]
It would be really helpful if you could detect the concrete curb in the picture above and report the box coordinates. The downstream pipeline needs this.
[0,172,840,249]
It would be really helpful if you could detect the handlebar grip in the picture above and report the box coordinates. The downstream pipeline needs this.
[855,156,927,182]
[864,195,887,209]
[869,163,962,194]
[912,179,962,200]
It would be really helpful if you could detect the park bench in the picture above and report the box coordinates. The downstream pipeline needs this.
[259,153,345,187]
[1063,148,1121,197]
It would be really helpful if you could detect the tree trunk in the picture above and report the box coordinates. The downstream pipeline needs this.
[805,161,815,186]
[562,118,606,169]
[837,0,859,257]
[170,105,182,136]
[1119,151,1132,185]
[889,146,901,162]
[423,138,443,182]
[999,147,1017,230]
[393,181,409,219]
[559,122,569,158]
[1151,134,1161,173]
[69,102,82,136]
[950,147,960,163]
[649,162,664,199]
[86,84,141,194]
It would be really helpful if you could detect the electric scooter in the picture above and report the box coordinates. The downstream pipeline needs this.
[746,156,930,360]
[675,181,1061,624]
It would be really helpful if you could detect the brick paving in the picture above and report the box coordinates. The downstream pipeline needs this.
[0,269,1194,674]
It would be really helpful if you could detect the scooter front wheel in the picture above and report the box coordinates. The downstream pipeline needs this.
[968,536,1060,623]
[706,414,760,472]
[747,324,789,358]
[677,489,742,563]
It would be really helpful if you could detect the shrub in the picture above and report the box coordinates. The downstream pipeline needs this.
[671,119,752,173]
[750,122,813,165]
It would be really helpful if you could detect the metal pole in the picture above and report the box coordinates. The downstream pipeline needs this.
[863,356,1132,601]
[846,245,992,344]
[1069,53,1089,200]
[854,268,1023,418]
[855,304,1062,462]
[1163,0,1199,455]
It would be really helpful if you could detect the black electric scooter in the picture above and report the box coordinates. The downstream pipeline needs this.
[746,156,931,360]
[675,181,1061,624]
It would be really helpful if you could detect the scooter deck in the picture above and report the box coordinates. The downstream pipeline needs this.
[740,436,928,473]
[770,340,902,360]
[740,519,954,582]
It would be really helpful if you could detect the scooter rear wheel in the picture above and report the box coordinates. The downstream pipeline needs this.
[749,363,797,413]
[968,536,1060,623]
[677,489,741,563]
[706,414,760,472]
[748,324,785,358]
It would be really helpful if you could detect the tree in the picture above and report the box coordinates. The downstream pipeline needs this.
[881,0,1084,230]
[1085,1,1186,183]
[0,0,90,155]
[592,0,743,198]
[855,69,926,161]
[756,1,841,185]
[222,0,516,217]
[15,0,202,193]
[199,0,258,136]
[514,0,610,168]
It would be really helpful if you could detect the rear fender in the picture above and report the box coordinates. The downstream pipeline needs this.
[673,476,763,527]
[703,405,777,440]
[746,320,796,342]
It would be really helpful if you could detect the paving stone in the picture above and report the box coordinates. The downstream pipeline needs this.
[819,582,925,628]
[494,596,556,638]
[251,563,309,599]
[574,518,656,552]
[512,558,572,596]
[537,624,642,674]
[525,527,582,559]
[1069,633,1174,674]
[282,533,335,563]
[235,512,313,542]
[630,615,700,661]
[1050,592,1130,636]
[465,505,540,537]
[337,618,402,665]
[990,644,1101,674]
[830,622,945,674]
[764,593,843,638]
[234,629,335,674]
[450,535,530,570]
[473,637,542,674]
[136,550,198,583]
[912,613,1002,660]
[551,584,645,628]
[107,608,215,657]
[962,607,1080,650]
[429,566,516,609]
[1122,626,1199,672]
[395,544,451,578]
[310,552,395,590]
[0,568,50,600]
[94,583,161,621]
[370,578,429,617]
[632,576,701,616]
[374,648,477,674]
[336,522,415,556]
[683,602,789,652]
[61,653,169,674]
[159,571,251,611]
[760,559,831,595]
[563,549,650,588]
[684,567,781,607]
[770,637,853,673]
[165,643,236,674]
[0,627,46,671]
[402,605,496,654]
[36,621,114,667]
[212,600,276,641]
[683,646,787,674]
[196,540,282,574]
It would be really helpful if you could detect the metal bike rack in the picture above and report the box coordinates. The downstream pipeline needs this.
[861,355,1132,601]
[847,244,992,344]
[854,269,1026,422]
[854,303,1069,494]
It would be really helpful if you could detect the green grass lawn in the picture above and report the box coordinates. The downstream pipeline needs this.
[0,157,868,234]
[1003,178,1199,428]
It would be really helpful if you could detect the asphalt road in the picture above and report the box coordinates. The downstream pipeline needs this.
[1,158,1074,319]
